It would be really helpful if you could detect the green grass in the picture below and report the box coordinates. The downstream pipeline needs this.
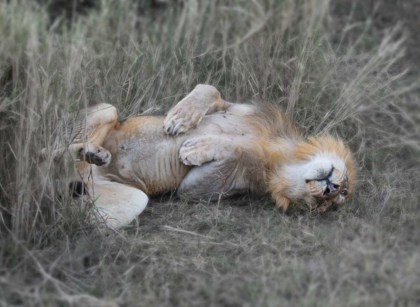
[0,0,419,306]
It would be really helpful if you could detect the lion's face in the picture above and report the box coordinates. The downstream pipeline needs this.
[270,136,356,213]
[295,136,356,212]
[303,156,351,212]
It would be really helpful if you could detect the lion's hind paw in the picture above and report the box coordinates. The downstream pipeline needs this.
[79,146,111,166]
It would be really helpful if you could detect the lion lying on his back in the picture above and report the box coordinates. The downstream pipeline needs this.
[55,84,355,228]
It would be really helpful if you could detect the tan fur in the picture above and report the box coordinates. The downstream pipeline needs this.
[52,84,356,228]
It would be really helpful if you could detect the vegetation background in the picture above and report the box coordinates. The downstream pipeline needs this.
[0,0,419,306]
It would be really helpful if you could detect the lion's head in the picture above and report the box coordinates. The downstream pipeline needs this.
[269,135,356,213]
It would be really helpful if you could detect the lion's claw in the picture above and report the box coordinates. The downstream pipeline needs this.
[164,109,205,136]
[179,138,211,166]
[79,146,111,166]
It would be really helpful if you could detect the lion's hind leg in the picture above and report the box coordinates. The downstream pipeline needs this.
[88,179,149,229]
[68,103,118,165]
[45,103,118,166]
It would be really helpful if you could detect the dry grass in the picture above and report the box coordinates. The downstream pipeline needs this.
[0,0,419,306]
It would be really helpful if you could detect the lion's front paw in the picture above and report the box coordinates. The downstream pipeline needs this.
[79,146,111,166]
[163,103,206,136]
[179,137,216,166]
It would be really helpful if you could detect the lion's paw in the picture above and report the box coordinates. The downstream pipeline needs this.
[79,146,111,166]
[179,137,216,166]
[163,103,206,136]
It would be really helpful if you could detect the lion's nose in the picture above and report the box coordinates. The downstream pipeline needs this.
[324,182,340,196]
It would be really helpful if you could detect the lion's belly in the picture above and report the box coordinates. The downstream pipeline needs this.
[98,116,191,195]
[99,106,259,195]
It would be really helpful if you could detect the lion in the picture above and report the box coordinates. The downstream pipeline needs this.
[48,84,356,229]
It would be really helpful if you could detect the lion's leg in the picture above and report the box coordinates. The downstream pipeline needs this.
[68,105,147,229]
[69,103,118,165]
[177,136,266,200]
[164,84,230,135]
[178,135,242,167]
[47,103,118,166]
[87,179,149,229]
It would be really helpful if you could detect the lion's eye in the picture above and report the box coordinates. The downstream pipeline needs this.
[341,189,348,196]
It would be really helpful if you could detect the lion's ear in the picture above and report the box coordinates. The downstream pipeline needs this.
[274,195,290,212]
